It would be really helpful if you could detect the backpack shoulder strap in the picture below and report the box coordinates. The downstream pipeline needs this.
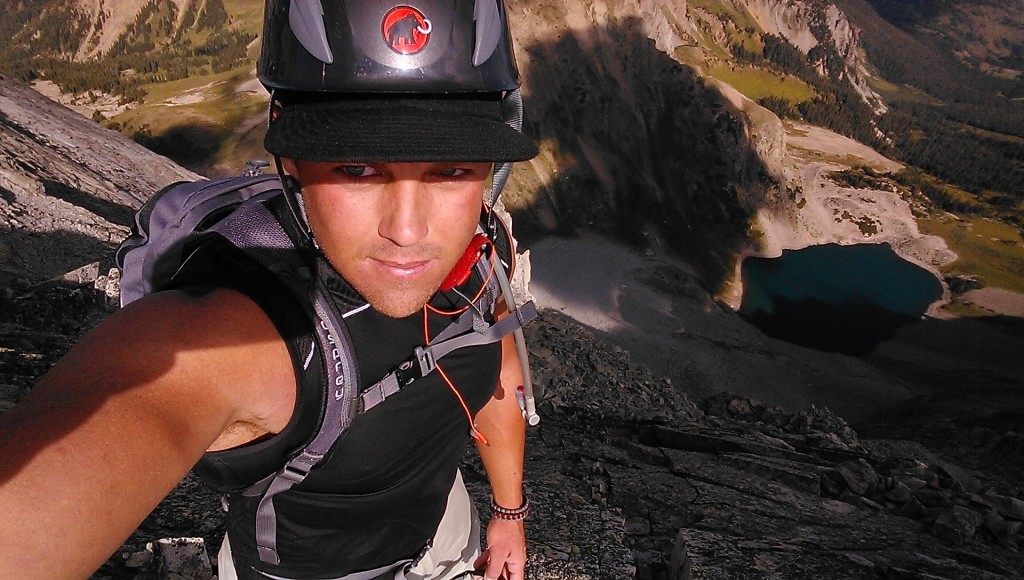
[247,260,359,566]
[209,200,360,566]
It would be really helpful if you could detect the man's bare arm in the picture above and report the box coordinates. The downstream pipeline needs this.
[0,288,294,578]
[474,329,528,580]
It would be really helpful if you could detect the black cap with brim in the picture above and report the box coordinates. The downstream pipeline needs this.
[265,93,538,163]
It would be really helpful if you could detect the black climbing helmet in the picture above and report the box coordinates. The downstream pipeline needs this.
[258,0,537,163]
[260,0,521,94]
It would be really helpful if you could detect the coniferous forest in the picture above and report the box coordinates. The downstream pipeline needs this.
[0,0,254,105]
[733,2,1024,229]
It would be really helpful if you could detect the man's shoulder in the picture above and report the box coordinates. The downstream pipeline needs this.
[110,288,295,423]
[125,286,274,330]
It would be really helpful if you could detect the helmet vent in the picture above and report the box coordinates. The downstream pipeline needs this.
[473,0,501,67]
[260,0,524,93]
[290,0,334,64]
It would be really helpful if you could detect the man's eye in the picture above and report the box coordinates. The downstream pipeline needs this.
[437,167,467,178]
[340,165,377,177]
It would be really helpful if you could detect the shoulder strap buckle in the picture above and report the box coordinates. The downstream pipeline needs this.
[414,345,437,376]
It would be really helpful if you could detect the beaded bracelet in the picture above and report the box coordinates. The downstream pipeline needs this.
[490,494,530,521]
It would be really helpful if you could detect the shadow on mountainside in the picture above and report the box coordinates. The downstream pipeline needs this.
[0,229,119,284]
[131,123,223,175]
[40,179,136,227]
[512,16,776,293]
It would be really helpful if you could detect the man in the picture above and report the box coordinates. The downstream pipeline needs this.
[0,1,538,578]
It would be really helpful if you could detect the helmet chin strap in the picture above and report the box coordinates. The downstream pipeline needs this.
[487,87,525,230]
[274,155,319,251]
[268,90,318,251]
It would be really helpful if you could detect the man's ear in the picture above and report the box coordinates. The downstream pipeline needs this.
[270,104,282,122]
[279,157,299,178]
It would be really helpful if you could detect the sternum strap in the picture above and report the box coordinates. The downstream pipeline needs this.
[358,300,538,414]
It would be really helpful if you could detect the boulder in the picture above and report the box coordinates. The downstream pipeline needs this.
[154,538,212,580]
[832,459,878,496]
[931,506,984,545]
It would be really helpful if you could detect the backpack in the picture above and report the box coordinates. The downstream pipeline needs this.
[116,167,537,565]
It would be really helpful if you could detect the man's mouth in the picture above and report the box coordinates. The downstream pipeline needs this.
[372,258,432,280]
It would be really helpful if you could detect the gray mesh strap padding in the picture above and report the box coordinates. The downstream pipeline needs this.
[118,174,282,305]
[211,199,303,273]
[489,88,525,208]
[471,243,502,319]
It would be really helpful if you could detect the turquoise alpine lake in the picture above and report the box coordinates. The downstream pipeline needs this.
[738,243,943,354]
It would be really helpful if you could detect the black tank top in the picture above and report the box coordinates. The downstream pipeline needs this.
[174,231,501,578]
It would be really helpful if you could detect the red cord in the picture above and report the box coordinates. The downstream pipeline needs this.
[422,307,490,446]
[427,248,497,317]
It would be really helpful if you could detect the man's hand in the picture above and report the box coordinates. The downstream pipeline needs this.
[474,518,527,580]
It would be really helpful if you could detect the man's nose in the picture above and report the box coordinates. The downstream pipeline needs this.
[378,180,428,246]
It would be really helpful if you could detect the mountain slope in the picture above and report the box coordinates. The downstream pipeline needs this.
[0,74,197,284]
[1,0,1021,308]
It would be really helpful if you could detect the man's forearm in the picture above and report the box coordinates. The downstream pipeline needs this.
[475,333,527,507]
[476,405,526,507]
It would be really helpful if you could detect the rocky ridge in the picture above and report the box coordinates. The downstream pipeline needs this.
[747,0,885,113]
[522,312,1024,579]
[4,279,1023,579]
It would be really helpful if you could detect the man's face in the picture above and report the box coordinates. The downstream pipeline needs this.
[281,159,492,318]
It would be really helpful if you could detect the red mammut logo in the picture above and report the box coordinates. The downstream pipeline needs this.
[382,6,432,55]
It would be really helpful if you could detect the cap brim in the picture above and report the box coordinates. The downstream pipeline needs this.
[265,97,538,163]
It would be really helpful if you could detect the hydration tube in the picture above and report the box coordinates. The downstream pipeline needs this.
[488,89,539,426]
[492,252,540,426]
